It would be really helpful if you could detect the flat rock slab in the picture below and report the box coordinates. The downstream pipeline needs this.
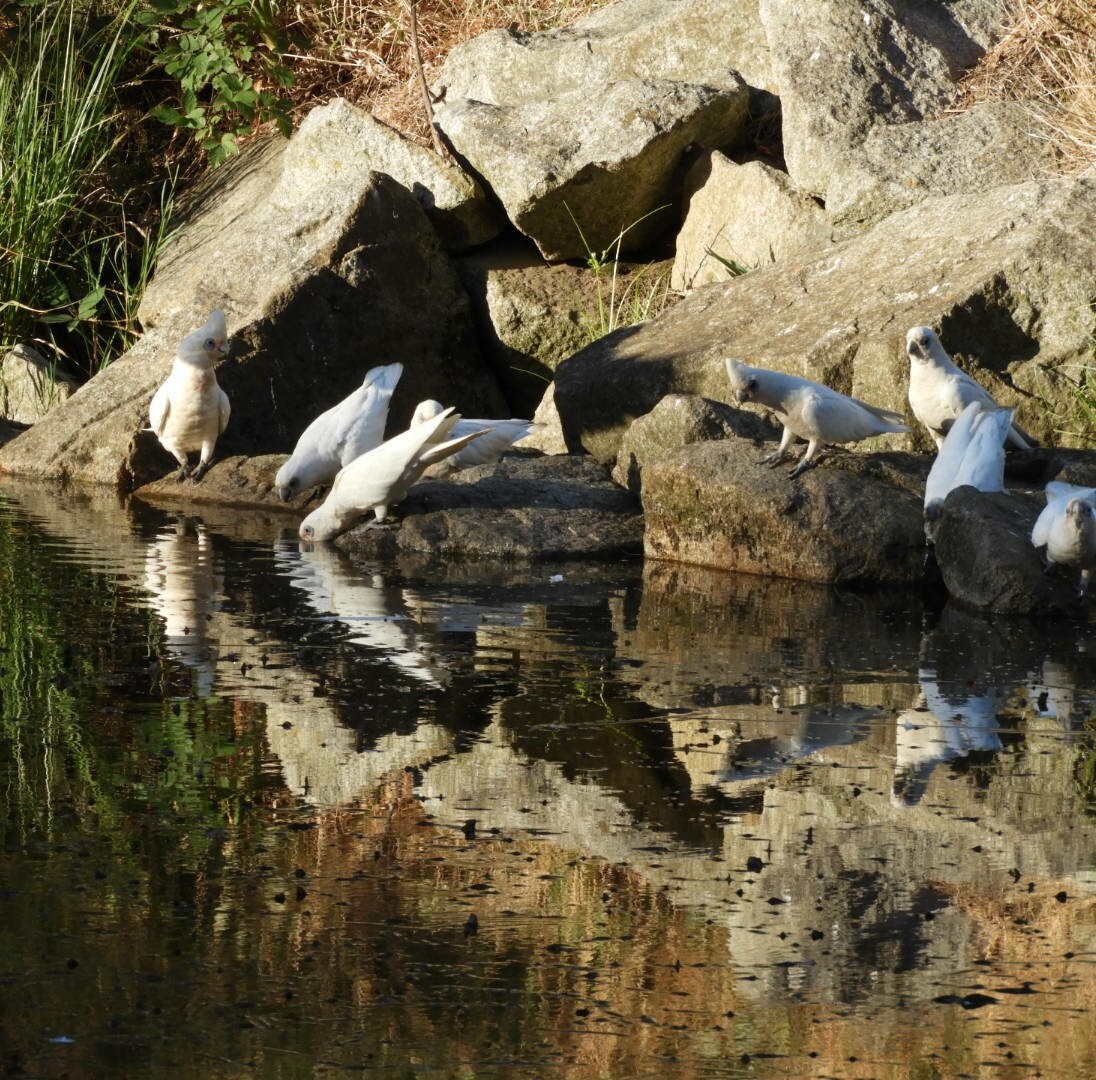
[336,454,643,561]
[133,453,297,514]
[642,438,929,585]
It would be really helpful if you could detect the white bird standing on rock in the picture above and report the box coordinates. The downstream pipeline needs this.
[1031,481,1096,597]
[724,357,909,477]
[276,362,403,501]
[409,398,540,476]
[906,325,1034,450]
[923,401,1013,539]
[148,310,231,481]
[299,406,486,542]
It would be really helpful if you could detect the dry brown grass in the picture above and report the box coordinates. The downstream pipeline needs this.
[281,0,611,145]
[960,0,1096,173]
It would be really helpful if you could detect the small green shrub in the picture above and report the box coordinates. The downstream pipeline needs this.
[568,205,676,343]
[142,0,304,165]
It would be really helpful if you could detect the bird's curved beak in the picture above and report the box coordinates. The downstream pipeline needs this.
[735,389,751,403]
[277,486,292,503]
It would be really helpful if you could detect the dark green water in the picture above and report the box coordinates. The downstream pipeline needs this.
[2,480,1096,1079]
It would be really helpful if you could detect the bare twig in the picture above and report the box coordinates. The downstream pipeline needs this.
[403,0,448,158]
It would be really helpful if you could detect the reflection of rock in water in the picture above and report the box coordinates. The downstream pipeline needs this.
[143,517,225,696]
[668,692,881,797]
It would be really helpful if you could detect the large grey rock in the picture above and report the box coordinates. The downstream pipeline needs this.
[433,0,772,104]
[641,437,928,583]
[932,486,1079,615]
[671,152,833,290]
[1,344,79,424]
[613,392,777,493]
[826,100,1058,233]
[759,0,1010,200]
[453,238,610,416]
[437,79,751,262]
[335,454,643,561]
[273,98,502,252]
[0,151,505,488]
[553,177,1096,464]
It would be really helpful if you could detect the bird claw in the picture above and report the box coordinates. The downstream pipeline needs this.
[760,451,786,468]
[190,462,210,482]
[788,458,816,479]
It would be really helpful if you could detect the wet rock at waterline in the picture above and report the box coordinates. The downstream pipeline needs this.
[336,455,643,561]
[642,438,928,584]
[932,486,1081,616]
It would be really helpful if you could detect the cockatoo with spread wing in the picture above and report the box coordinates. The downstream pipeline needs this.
[409,398,540,477]
[724,357,909,477]
[276,362,403,501]
[906,326,1034,450]
[148,310,231,481]
[299,406,486,542]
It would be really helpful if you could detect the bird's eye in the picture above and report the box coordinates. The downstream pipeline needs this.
[747,378,758,392]
[203,337,216,350]
[300,524,314,538]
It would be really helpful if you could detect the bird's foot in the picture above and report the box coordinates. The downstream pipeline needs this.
[174,465,191,483]
[788,456,818,479]
[760,450,787,468]
[190,461,211,482]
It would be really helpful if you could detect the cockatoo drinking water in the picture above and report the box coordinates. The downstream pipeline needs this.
[276,362,404,501]
[148,310,231,481]
[299,406,486,542]
[724,357,909,477]
[409,398,540,477]
[905,326,1034,451]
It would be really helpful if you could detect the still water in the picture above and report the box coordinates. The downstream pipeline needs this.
[1,479,1096,1079]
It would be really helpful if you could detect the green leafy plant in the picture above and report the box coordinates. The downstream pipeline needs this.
[0,1,144,366]
[567,204,676,343]
[142,0,303,165]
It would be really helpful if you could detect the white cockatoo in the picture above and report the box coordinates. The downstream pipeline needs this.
[409,398,540,477]
[922,401,1013,539]
[905,326,1034,450]
[724,357,909,477]
[276,362,403,501]
[148,310,231,481]
[1031,481,1096,597]
[299,406,486,542]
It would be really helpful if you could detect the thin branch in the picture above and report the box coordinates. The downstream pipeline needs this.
[404,0,449,159]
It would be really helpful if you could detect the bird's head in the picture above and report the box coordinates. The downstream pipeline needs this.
[724,358,759,403]
[274,457,300,502]
[411,399,445,427]
[1067,498,1096,530]
[905,326,938,365]
[298,502,348,544]
[178,309,230,366]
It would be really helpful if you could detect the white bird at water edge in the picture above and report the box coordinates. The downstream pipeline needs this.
[905,325,1034,450]
[148,309,231,481]
[409,399,541,477]
[299,406,486,542]
[724,357,909,477]
[276,362,403,501]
